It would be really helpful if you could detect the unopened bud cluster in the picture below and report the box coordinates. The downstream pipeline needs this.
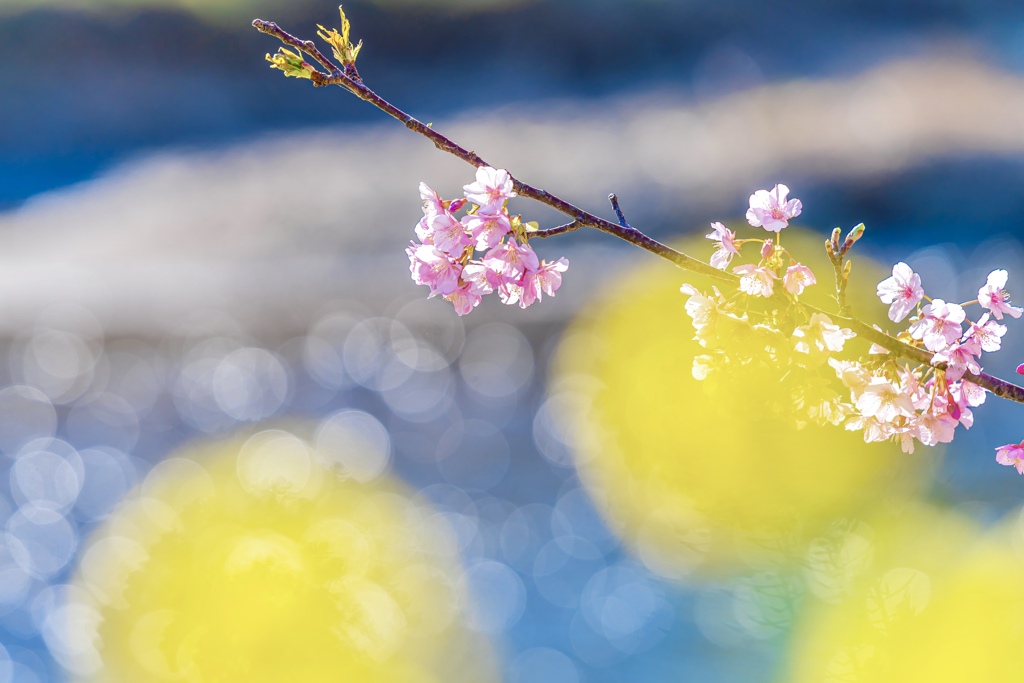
[683,185,1024,472]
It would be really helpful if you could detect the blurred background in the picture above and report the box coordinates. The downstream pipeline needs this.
[3,0,1024,681]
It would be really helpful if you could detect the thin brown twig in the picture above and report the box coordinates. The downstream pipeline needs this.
[253,17,1024,407]
[829,253,850,316]
[533,221,583,238]
[253,20,338,75]
[253,18,732,285]
[608,194,633,229]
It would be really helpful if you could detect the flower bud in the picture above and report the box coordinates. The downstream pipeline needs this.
[840,223,866,254]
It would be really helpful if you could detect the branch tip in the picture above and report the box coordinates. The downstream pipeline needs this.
[608,194,632,229]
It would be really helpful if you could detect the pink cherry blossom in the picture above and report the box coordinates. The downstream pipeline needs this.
[908,299,965,352]
[406,243,462,296]
[931,337,981,382]
[415,183,444,244]
[855,377,916,424]
[829,358,872,393]
[706,222,739,270]
[793,313,856,355]
[497,279,525,307]
[462,212,512,250]
[876,262,924,323]
[783,264,816,295]
[681,286,730,349]
[425,210,471,255]
[916,412,958,446]
[520,258,569,308]
[898,366,931,410]
[419,182,445,215]
[951,380,987,408]
[483,238,540,279]
[415,182,471,254]
[733,264,778,298]
[462,261,503,295]
[411,218,432,246]
[845,413,891,444]
[895,426,918,454]
[414,215,433,244]
[942,389,963,422]
[1018,363,1024,375]
[760,239,775,260]
[978,269,1023,320]
[815,315,857,352]
[463,166,515,212]
[995,440,1024,474]
[942,383,976,428]
[745,184,802,232]
[681,285,722,331]
[445,283,482,317]
[965,313,1006,353]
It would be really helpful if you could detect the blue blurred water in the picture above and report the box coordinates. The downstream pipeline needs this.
[4,0,1024,207]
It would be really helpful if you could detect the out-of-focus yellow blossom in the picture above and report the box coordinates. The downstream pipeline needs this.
[55,429,498,683]
[551,228,927,578]
[788,503,1024,683]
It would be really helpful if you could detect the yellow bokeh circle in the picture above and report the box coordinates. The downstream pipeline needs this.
[551,228,928,577]
[788,503,1024,682]
[55,429,498,682]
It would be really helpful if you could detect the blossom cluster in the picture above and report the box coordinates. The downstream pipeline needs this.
[683,184,1024,472]
[863,264,1019,460]
[706,184,817,299]
[406,167,568,316]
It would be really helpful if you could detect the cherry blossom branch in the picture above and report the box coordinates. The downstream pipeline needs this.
[252,18,733,286]
[253,16,1024,408]
[533,221,582,238]
[808,305,1024,403]
[253,19,338,75]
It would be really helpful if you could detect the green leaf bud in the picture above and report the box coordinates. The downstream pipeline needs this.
[265,48,314,80]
